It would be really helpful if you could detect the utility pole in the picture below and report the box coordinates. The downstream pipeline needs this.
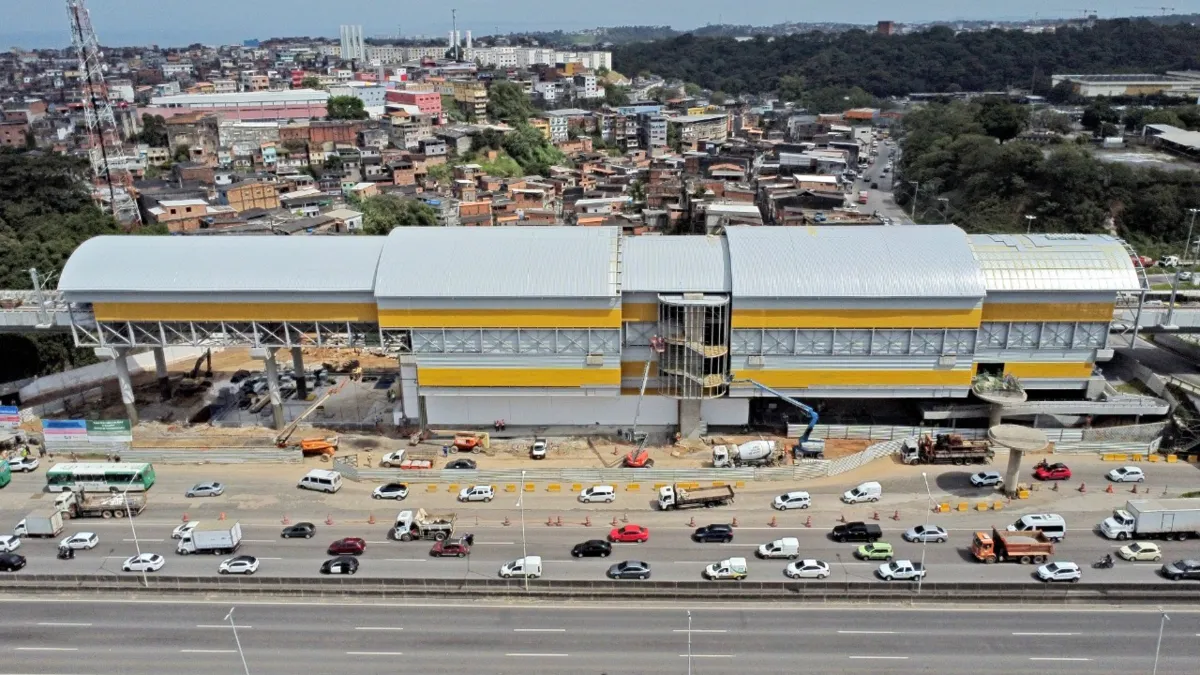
[451,9,458,61]
[1025,214,1037,233]
[1165,207,1199,326]
[1151,609,1169,675]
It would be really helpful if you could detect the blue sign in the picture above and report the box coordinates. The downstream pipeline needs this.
[42,419,89,444]
[0,405,17,429]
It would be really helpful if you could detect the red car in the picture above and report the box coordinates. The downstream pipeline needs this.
[1034,462,1072,481]
[327,537,367,555]
[608,524,650,543]
[430,539,471,558]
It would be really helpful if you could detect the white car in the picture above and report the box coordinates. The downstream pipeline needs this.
[372,483,409,500]
[0,535,20,553]
[579,485,616,503]
[773,491,812,510]
[457,485,494,503]
[970,471,1003,488]
[1118,542,1162,562]
[902,524,948,543]
[172,521,199,539]
[59,532,98,550]
[1036,561,1082,583]
[784,559,831,579]
[218,555,260,575]
[122,553,165,572]
[1108,466,1145,483]
[7,456,39,472]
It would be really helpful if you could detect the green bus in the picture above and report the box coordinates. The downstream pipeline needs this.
[45,462,156,493]
[0,461,10,488]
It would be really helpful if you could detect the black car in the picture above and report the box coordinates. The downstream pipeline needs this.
[445,458,477,470]
[607,560,651,580]
[0,552,26,572]
[870,182,879,189]
[830,522,883,543]
[281,522,316,539]
[571,539,613,558]
[1162,559,1200,581]
[320,556,359,575]
[692,524,734,543]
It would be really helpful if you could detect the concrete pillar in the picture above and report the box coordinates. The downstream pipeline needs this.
[153,347,171,401]
[262,348,285,431]
[1003,448,1024,498]
[291,347,307,401]
[988,405,1003,428]
[112,348,139,426]
[679,399,703,439]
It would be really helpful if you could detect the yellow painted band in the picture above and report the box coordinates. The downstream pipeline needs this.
[379,308,621,329]
[93,302,378,322]
[418,367,621,387]
[620,361,658,377]
[981,303,1114,322]
[731,308,982,329]
[622,303,658,322]
[1003,362,1094,379]
[729,369,974,388]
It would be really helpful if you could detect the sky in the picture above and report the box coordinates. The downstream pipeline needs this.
[2,0,1197,48]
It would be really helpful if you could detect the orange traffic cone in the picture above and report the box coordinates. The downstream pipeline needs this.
[1131,484,1139,494]
[325,514,334,525]
[612,516,618,527]
[769,516,778,527]
[219,512,226,521]
[892,510,900,521]
[1052,482,1059,492]
[1078,483,1086,493]
[181,513,189,523]
[804,515,812,528]
[555,516,563,527]
[688,516,696,527]
[503,516,511,526]
[282,515,290,525]
[622,512,629,523]
[732,517,739,527]
[368,513,376,525]
[871,511,879,521]
[584,516,592,527]
[838,513,846,523]
[546,516,554,526]
[1105,484,1114,494]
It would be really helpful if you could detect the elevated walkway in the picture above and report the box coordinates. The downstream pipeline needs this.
[0,290,78,332]
[920,395,1170,420]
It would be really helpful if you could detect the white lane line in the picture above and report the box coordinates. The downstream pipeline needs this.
[473,541,514,545]
[680,654,735,658]
[838,630,897,635]
[1013,632,1079,636]
[383,558,427,562]
[1030,658,1091,662]
[355,627,404,631]
[14,647,78,652]
[121,538,163,542]
[36,622,92,627]
[505,653,569,657]
[255,557,282,560]
[195,624,252,629]
[514,628,566,632]
[346,651,404,656]
[180,649,236,654]
[848,656,908,660]
[673,629,727,633]
[242,539,274,543]
[366,541,391,545]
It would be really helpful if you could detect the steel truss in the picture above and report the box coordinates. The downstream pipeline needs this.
[71,319,402,350]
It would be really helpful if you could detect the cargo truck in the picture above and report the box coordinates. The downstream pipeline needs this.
[657,484,735,510]
[901,434,994,466]
[971,526,1054,564]
[54,490,146,519]
[394,508,456,541]
[1098,498,1200,541]
[712,440,780,468]
[177,522,243,555]
[13,509,65,538]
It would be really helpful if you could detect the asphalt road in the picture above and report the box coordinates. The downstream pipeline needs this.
[857,140,914,224]
[1,599,1198,674]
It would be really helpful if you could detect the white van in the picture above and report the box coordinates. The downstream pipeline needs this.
[756,537,800,560]
[579,485,616,503]
[297,469,342,493]
[841,481,882,504]
[1006,513,1067,541]
[500,555,542,579]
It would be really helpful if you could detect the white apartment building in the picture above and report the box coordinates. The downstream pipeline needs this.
[212,79,238,94]
[162,62,194,78]
[328,81,387,109]
[318,44,342,57]
[340,25,366,62]
[367,45,406,64]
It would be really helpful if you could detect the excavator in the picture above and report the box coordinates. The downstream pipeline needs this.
[730,378,824,460]
[175,350,214,396]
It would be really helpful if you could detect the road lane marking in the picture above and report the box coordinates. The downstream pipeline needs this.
[180,649,236,654]
[255,557,282,560]
[384,558,427,562]
[14,648,78,652]
[848,656,908,660]
[1013,632,1079,636]
[366,541,391,545]
[473,541,514,545]
[838,630,897,634]
[355,627,404,631]
[242,539,274,543]
[346,651,404,656]
[514,628,566,632]
[36,622,92,627]
[195,624,251,629]
[505,653,568,657]
[673,629,727,633]
[121,538,163,542]
[1030,658,1091,661]
[680,654,735,658]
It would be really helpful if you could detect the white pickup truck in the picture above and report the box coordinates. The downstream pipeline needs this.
[877,560,926,581]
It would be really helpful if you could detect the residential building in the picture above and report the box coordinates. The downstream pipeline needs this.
[162,62,193,78]
[340,25,366,62]
[146,198,210,233]
[165,112,221,164]
[0,119,27,148]
[222,178,280,212]
[459,200,494,226]
[325,207,365,232]
[218,120,280,156]
[574,73,600,99]
[329,81,387,110]
[451,80,488,120]
[386,90,442,117]
[668,114,729,146]
[639,114,667,150]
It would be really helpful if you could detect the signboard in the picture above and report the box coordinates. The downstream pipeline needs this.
[41,419,89,445]
[0,406,18,429]
[87,420,133,443]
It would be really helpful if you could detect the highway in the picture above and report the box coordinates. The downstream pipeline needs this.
[1,598,1198,674]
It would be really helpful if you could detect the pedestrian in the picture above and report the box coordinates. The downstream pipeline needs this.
[442,445,449,458]
[465,533,475,546]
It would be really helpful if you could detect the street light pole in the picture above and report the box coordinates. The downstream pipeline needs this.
[1151,610,1169,675]
[1025,214,1037,233]
[518,469,528,592]
[225,607,252,675]
[918,472,932,594]
[121,473,147,587]
[1166,208,1199,326]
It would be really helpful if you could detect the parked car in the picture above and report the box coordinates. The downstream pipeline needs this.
[1161,559,1200,581]
[372,483,409,500]
[320,556,359,575]
[122,553,165,572]
[1034,462,1072,481]
[784,559,831,579]
[186,481,225,498]
[218,555,260,575]
[1118,542,1162,562]
[608,524,649,543]
[457,485,495,502]
[327,537,367,556]
[445,458,477,470]
[970,471,1004,488]
[59,532,99,550]
[571,539,613,558]
[430,538,471,558]
[281,522,316,539]
[0,552,27,572]
[1108,466,1145,483]
[902,525,948,543]
[772,491,812,510]
[7,456,38,472]
[607,560,651,580]
[692,524,734,543]
[1036,561,1081,583]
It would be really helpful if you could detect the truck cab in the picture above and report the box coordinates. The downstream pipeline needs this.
[657,486,678,510]
[704,557,748,580]
[530,439,547,460]
[1101,509,1135,540]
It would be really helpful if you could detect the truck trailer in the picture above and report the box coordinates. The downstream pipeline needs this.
[901,434,994,466]
[177,522,243,555]
[657,484,735,510]
[1099,499,1200,541]
[14,509,65,538]
[54,490,147,519]
[971,527,1054,564]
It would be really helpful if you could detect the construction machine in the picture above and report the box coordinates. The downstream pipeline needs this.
[730,378,824,460]
[273,379,348,448]
[623,336,665,469]
[175,349,214,395]
[424,430,490,453]
[299,437,339,456]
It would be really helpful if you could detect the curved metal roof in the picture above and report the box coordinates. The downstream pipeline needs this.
[375,226,621,299]
[59,236,385,294]
[967,234,1141,292]
[725,225,987,299]
[622,235,731,293]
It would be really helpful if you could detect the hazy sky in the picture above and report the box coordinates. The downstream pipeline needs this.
[2,0,1196,48]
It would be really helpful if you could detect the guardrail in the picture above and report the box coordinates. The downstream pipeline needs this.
[3,574,1196,604]
[116,449,301,464]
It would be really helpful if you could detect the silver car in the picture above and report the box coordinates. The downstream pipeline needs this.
[186,481,225,498]
[902,525,948,543]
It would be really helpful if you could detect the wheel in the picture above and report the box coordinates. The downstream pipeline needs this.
[1033,556,1046,564]
[1153,556,1162,561]
[788,554,798,560]
[1070,577,1079,583]
[639,574,648,580]
[1137,477,1145,482]
[705,502,715,508]
[838,536,847,543]
[373,494,382,500]
[606,497,614,503]
[724,537,732,543]
[573,552,581,558]
[434,532,446,541]
[484,497,492,502]
[801,504,809,509]
[984,556,997,564]
[1019,555,1031,564]
[219,569,228,574]
[502,572,512,579]
[180,549,190,556]
[306,533,313,539]
[101,511,113,519]
[603,551,610,557]
[936,538,945,543]
[1117,532,1128,541]
[457,552,465,558]
[1171,574,1182,581]
[114,510,125,518]
[870,497,879,503]
[820,573,829,579]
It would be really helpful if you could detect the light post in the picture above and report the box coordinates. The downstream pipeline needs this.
[918,472,933,594]
[1166,208,1200,326]
[1025,214,1037,233]
[1151,610,1169,675]
[517,469,528,592]
[686,610,693,675]
[908,181,920,219]
[225,607,251,675]
[120,473,147,587]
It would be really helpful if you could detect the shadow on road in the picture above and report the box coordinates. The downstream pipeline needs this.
[933,471,1006,499]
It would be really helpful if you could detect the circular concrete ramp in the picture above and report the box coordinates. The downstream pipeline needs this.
[988,424,1049,452]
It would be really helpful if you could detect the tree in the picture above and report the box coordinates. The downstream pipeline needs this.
[667,122,682,152]
[501,124,566,176]
[323,153,344,174]
[136,113,168,147]
[487,81,535,124]
[710,90,728,105]
[357,194,438,234]
[172,144,191,162]
[778,74,805,103]
[648,86,669,103]
[327,95,368,120]
[1034,109,1074,134]
[604,85,630,107]
[300,75,322,89]
[684,82,703,97]
[1143,109,1185,128]
[976,98,1030,143]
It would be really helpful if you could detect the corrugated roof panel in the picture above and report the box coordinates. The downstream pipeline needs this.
[376,226,620,299]
[725,225,987,299]
[967,233,1141,292]
[59,236,386,294]
[622,235,731,293]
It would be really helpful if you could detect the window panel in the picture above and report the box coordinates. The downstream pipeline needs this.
[911,329,945,355]
[796,329,833,356]
[1009,322,1042,349]
[871,329,910,355]
[762,329,796,355]
[731,329,762,355]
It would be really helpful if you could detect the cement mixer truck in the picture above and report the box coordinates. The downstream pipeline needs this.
[712,440,782,468]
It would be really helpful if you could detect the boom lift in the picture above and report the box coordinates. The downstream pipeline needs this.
[730,378,824,459]
[623,336,665,468]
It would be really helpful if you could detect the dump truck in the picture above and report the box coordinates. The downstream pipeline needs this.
[13,509,65,537]
[1098,498,1200,541]
[712,440,780,468]
[54,490,146,519]
[394,508,456,541]
[177,521,243,555]
[971,526,1054,564]
[901,434,994,466]
[657,484,735,510]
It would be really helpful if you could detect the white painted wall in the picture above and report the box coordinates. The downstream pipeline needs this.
[701,398,749,426]
[425,394,679,426]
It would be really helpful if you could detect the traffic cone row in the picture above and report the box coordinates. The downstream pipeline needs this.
[871,511,880,521]
[584,516,591,527]
[612,516,618,527]
[368,513,376,525]
[555,516,563,527]
[731,517,739,527]
[804,515,812,528]
[546,516,554,526]
[892,510,900,521]
[1131,484,1139,494]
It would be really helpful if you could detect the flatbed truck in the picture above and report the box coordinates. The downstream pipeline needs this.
[54,490,146,519]
[658,484,735,510]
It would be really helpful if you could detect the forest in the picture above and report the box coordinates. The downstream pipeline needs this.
[612,19,1200,97]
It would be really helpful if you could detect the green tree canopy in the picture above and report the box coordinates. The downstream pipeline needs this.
[486,81,535,124]
[357,194,438,234]
[135,114,168,147]
[501,124,566,176]
[975,97,1030,143]
[327,95,368,120]
[604,85,630,107]
[300,75,322,89]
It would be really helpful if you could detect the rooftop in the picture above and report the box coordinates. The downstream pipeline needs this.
[967,233,1141,292]
[622,234,732,293]
[150,89,330,106]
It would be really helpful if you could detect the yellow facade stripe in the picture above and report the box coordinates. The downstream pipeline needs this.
[730,308,982,329]
[93,302,379,323]
[1003,362,1094,380]
[730,369,974,388]
[622,303,658,322]
[418,367,621,388]
[620,361,659,377]
[981,303,1114,323]
[378,308,621,329]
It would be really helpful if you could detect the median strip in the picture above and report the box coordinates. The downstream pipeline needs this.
[513,628,566,632]
[1029,657,1091,661]
[355,627,403,631]
[14,647,78,652]
[848,656,907,660]
[838,630,897,635]
[195,624,251,629]
[1012,632,1079,636]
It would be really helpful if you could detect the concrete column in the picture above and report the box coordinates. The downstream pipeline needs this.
[112,348,139,426]
[291,347,307,401]
[1003,448,1024,498]
[679,399,703,439]
[153,347,171,401]
[988,405,1003,428]
[262,348,285,431]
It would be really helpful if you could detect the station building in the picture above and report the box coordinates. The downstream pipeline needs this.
[57,226,1138,432]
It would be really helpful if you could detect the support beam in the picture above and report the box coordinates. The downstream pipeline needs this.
[988,404,1003,428]
[291,347,307,401]
[153,347,171,401]
[1003,448,1024,499]
[262,348,285,431]
[679,399,703,439]
[112,348,138,426]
